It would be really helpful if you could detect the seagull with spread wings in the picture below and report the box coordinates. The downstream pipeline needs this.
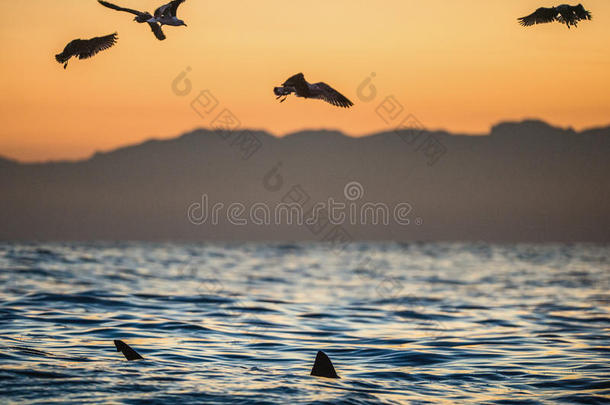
[274,73,354,108]
[55,33,118,69]
[97,0,187,41]
[518,4,592,28]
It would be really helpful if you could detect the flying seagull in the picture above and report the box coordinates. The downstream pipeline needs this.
[274,73,354,108]
[518,4,592,28]
[97,0,187,41]
[55,33,118,69]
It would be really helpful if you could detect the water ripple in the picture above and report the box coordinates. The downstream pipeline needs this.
[0,242,608,404]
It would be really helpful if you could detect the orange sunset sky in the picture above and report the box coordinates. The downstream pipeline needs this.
[1,0,609,162]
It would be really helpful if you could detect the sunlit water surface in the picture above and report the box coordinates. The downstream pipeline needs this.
[0,242,609,404]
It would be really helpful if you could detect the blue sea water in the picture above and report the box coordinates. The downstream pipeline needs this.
[0,242,608,404]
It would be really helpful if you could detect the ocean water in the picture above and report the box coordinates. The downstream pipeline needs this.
[0,242,608,404]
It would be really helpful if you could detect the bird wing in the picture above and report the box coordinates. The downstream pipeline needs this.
[148,22,166,40]
[77,33,118,60]
[280,73,311,96]
[518,7,557,26]
[573,4,592,20]
[311,82,353,108]
[169,0,186,17]
[282,73,306,87]
[98,0,144,16]
[155,0,186,18]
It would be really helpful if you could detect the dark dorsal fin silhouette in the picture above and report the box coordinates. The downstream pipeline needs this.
[114,340,143,361]
[310,350,339,378]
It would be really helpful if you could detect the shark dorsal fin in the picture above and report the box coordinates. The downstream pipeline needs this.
[114,340,143,361]
[310,350,339,378]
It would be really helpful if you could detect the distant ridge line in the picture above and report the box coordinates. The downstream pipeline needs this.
[2,119,609,165]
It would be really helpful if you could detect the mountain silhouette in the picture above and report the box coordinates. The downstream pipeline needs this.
[0,155,17,168]
[0,120,608,242]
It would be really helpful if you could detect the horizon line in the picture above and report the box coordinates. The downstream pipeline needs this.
[2,118,609,165]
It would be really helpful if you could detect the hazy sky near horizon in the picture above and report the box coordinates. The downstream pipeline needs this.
[1,0,609,162]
